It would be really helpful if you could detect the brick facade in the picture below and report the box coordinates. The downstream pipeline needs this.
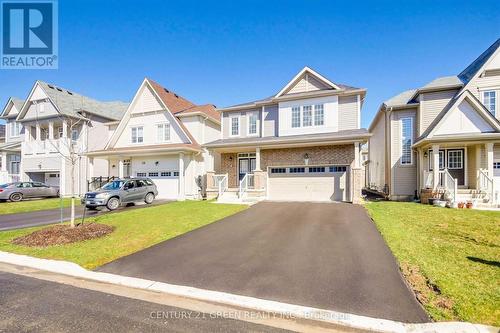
[220,145,356,189]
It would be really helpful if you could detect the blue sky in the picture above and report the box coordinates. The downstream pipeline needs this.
[1,0,499,128]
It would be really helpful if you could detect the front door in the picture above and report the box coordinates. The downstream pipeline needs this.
[447,149,465,186]
[238,158,256,182]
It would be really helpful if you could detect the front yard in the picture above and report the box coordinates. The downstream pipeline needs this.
[0,198,73,215]
[366,202,500,326]
[0,200,247,269]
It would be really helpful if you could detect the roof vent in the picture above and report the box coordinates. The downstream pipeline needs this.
[48,85,55,89]
[174,94,179,98]
[67,91,73,95]
[56,88,63,92]
[164,88,169,93]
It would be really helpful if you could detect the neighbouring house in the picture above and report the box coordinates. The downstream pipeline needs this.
[204,67,370,203]
[368,38,500,205]
[86,78,220,200]
[0,98,24,184]
[16,81,128,196]
[0,124,4,142]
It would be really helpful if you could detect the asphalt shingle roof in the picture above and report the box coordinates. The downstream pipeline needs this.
[458,38,500,84]
[38,81,128,121]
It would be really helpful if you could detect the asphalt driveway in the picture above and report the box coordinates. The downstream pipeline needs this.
[99,202,429,323]
[0,200,170,231]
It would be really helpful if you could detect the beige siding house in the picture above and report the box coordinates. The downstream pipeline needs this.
[368,38,500,205]
[205,67,370,203]
[87,78,220,200]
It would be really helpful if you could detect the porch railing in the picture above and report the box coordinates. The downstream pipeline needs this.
[213,174,228,198]
[438,169,457,203]
[478,169,496,203]
[87,176,116,191]
[423,170,433,188]
[239,173,254,199]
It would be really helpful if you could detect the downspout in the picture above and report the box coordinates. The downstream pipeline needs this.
[385,106,393,197]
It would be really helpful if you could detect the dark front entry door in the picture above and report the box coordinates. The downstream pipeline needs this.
[447,149,465,186]
[239,158,256,181]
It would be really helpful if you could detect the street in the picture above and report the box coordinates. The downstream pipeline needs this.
[0,270,289,333]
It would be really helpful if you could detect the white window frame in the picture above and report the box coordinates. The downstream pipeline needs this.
[229,114,240,137]
[71,129,79,141]
[291,106,301,128]
[314,104,324,126]
[131,126,144,144]
[156,122,171,143]
[302,105,312,127]
[10,122,21,137]
[483,90,496,116]
[428,150,445,171]
[247,112,258,136]
[400,117,413,165]
[447,150,463,169]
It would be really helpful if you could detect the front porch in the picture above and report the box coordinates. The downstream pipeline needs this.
[206,143,363,203]
[417,141,500,205]
[0,143,21,184]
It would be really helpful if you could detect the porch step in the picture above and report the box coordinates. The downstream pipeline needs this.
[216,190,265,205]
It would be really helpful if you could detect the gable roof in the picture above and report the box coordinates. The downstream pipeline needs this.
[415,90,500,144]
[458,38,500,84]
[275,66,342,98]
[17,81,129,121]
[384,89,418,107]
[221,67,364,110]
[147,79,219,123]
[1,97,24,118]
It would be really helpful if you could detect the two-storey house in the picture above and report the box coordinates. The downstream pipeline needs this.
[16,81,128,196]
[86,78,220,200]
[0,98,24,184]
[205,67,370,203]
[368,38,500,205]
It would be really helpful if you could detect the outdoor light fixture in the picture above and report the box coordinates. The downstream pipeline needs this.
[424,151,428,158]
[304,153,310,165]
[155,161,159,166]
[112,164,116,168]
[142,161,146,165]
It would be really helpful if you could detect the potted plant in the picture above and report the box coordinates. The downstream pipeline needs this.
[466,201,473,209]
[458,202,465,209]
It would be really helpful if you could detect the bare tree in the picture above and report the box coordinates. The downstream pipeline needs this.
[33,99,89,228]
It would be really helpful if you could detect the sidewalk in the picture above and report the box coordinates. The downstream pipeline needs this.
[0,251,496,333]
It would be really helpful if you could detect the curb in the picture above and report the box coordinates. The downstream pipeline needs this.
[0,251,496,333]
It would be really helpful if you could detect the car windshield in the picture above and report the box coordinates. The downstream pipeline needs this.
[101,180,124,190]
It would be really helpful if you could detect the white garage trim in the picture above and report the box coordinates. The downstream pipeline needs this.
[267,164,350,202]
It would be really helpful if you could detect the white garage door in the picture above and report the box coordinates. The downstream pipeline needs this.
[137,171,179,200]
[268,166,349,202]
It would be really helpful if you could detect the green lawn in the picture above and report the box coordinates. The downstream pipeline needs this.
[366,202,500,326]
[0,201,247,269]
[0,198,74,215]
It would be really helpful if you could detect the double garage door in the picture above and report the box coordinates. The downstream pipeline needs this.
[268,165,349,202]
[136,171,179,199]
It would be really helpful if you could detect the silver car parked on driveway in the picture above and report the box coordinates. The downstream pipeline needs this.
[0,182,60,202]
[83,178,158,210]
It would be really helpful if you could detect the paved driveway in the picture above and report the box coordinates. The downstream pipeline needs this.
[99,202,428,323]
[0,200,170,231]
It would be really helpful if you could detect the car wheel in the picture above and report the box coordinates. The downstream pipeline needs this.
[106,197,120,211]
[145,192,155,204]
[9,193,23,202]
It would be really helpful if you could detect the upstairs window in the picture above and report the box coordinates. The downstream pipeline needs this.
[314,104,324,125]
[291,106,301,128]
[303,105,312,127]
[131,126,144,143]
[71,129,79,141]
[156,123,170,142]
[10,122,21,137]
[248,113,258,135]
[230,116,239,136]
[483,91,496,116]
[400,117,413,165]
